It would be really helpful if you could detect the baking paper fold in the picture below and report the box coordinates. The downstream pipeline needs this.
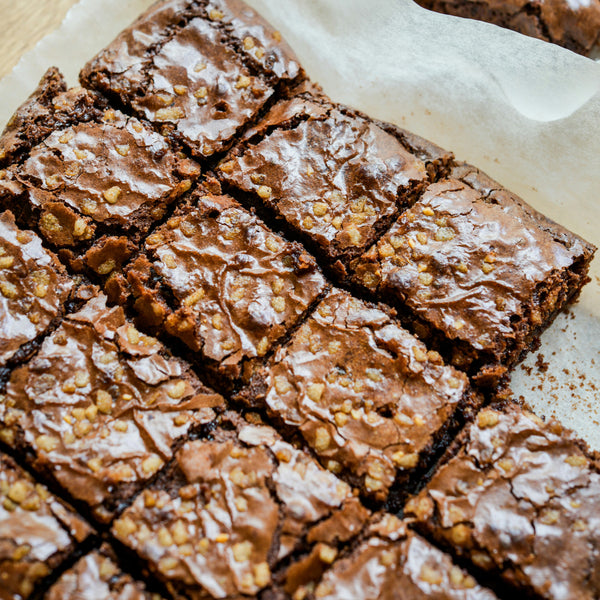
[0,0,598,447]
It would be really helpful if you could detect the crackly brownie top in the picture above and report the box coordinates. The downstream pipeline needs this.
[80,0,299,91]
[253,288,471,500]
[0,67,105,169]
[312,514,498,600]
[129,17,272,158]
[203,0,301,80]
[14,107,199,236]
[1,293,223,522]
[352,172,595,357]
[0,210,73,368]
[219,98,428,262]
[80,0,297,159]
[0,452,91,600]
[406,404,600,600]
[133,189,326,375]
[45,545,161,600]
[112,417,357,599]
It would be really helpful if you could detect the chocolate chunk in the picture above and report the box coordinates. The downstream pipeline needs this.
[406,402,600,600]
[237,288,478,502]
[1,292,224,522]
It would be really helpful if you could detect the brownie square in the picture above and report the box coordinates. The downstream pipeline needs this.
[305,513,498,600]
[406,402,600,600]
[0,72,200,279]
[112,413,368,600]
[237,288,478,502]
[80,0,302,159]
[0,210,73,372]
[218,95,434,273]
[0,291,224,523]
[126,184,327,387]
[44,543,161,600]
[0,452,92,599]
[351,164,596,388]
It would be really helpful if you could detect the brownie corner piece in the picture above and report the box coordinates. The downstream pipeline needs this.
[308,513,498,600]
[218,93,432,272]
[351,166,596,387]
[0,209,74,372]
[237,287,478,503]
[0,67,106,169]
[405,401,600,600]
[44,543,161,600]
[111,412,368,600]
[126,184,327,387]
[0,451,93,599]
[1,290,224,523]
[80,0,302,159]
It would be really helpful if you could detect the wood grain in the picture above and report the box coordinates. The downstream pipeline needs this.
[0,0,80,80]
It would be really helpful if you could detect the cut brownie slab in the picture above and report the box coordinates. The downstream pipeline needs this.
[237,288,478,502]
[0,292,224,523]
[44,544,162,600]
[218,94,445,274]
[304,513,498,600]
[0,68,200,278]
[0,452,92,599]
[405,402,600,600]
[415,0,600,57]
[0,210,73,373]
[80,0,302,160]
[351,163,596,388]
[112,413,368,600]
[126,184,327,387]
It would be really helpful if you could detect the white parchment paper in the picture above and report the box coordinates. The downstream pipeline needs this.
[1,0,598,447]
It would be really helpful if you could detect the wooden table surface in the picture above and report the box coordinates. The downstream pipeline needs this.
[0,0,80,80]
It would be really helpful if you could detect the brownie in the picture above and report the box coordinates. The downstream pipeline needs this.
[415,0,600,57]
[126,184,327,387]
[351,163,596,388]
[0,452,92,600]
[0,291,224,523]
[218,94,438,274]
[0,73,200,278]
[302,513,498,600]
[237,288,478,502]
[0,210,73,373]
[0,68,105,169]
[111,413,368,599]
[80,0,302,160]
[405,402,600,600]
[44,544,161,600]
